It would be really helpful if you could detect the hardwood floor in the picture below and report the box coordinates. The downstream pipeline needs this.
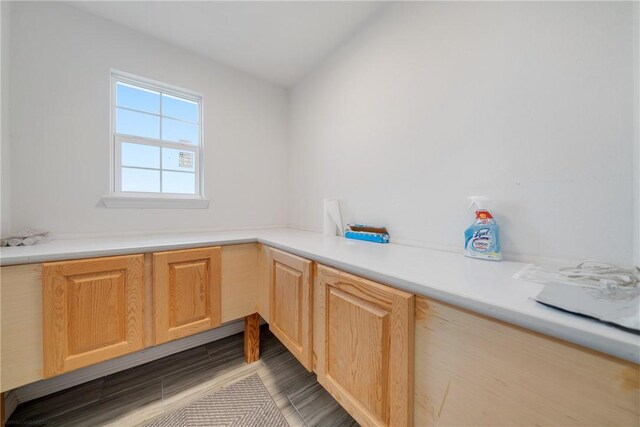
[7,326,357,427]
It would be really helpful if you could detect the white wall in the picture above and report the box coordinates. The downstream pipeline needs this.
[6,2,288,235]
[289,2,637,264]
[1,1,11,236]
[634,1,640,266]
[4,2,638,264]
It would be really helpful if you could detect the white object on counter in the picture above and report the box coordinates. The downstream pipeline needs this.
[323,198,343,236]
[1,229,49,247]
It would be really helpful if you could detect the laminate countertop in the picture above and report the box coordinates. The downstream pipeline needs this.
[1,227,638,363]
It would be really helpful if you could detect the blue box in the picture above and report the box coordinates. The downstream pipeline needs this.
[344,224,390,244]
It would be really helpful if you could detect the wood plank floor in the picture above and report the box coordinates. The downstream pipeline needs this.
[8,326,357,427]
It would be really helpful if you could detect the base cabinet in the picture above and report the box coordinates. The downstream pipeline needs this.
[153,247,222,344]
[268,248,313,370]
[8,244,635,427]
[315,265,415,427]
[42,255,145,377]
[414,297,640,426]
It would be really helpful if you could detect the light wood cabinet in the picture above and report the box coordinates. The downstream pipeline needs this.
[42,255,145,377]
[3,245,256,392]
[153,247,221,344]
[413,296,640,426]
[315,264,414,427]
[9,244,636,427]
[268,248,313,370]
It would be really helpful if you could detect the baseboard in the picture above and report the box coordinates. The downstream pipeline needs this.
[12,320,245,405]
[3,390,19,423]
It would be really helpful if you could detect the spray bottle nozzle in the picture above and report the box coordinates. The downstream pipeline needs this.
[468,196,490,210]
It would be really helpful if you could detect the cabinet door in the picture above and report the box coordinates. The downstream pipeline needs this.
[269,248,313,370]
[153,247,221,344]
[316,265,414,427]
[42,255,145,377]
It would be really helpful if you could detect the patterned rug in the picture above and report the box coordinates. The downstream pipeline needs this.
[146,374,288,427]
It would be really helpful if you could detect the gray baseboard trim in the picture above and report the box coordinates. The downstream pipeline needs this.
[3,390,19,423]
[12,320,245,406]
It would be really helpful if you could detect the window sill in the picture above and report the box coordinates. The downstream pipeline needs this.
[101,195,209,209]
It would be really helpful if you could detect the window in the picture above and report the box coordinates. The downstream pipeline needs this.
[110,71,205,205]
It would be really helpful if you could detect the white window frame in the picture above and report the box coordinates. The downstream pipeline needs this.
[103,70,208,209]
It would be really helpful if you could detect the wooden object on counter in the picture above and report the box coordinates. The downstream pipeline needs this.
[153,247,221,344]
[315,264,415,427]
[413,296,640,426]
[243,313,260,364]
[42,255,145,378]
[269,248,313,371]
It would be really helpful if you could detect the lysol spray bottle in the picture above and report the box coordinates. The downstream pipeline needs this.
[464,196,502,261]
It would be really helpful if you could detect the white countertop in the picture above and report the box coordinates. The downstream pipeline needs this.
[2,228,638,364]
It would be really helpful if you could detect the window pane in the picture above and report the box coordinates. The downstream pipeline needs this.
[116,82,160,114]
[162,148,195,172]
[162,94,198,123]
[116,108,160,139]
[122,167,160,192]
[122,142,160,169]
[162,171,195,194]
[162,118,198,145]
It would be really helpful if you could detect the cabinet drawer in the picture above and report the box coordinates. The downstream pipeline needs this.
[42,255,145,377]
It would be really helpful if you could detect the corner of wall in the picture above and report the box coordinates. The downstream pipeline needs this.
[1,0,12,236]
[284,84,294,228]
[634,1,639,266]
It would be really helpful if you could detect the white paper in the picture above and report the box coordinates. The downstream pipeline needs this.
[323,198,343,236]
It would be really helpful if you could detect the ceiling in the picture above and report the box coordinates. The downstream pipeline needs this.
[67,1,384,87]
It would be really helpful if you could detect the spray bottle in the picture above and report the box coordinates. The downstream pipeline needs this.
[464,196,502,261]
